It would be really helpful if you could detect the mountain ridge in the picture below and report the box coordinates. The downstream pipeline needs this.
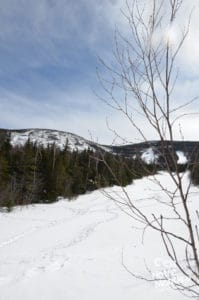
[0,128,110,153]
[0,128,199,164]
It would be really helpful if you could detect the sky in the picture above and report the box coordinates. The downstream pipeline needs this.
[0,0,198,144]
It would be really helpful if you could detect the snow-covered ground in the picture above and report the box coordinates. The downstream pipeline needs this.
[10,129,100,152]
[141,147,158,164]
[0,173,198,300]
[176,151,188,164]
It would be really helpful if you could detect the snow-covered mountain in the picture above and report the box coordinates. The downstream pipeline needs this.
[110,140,199,165]
[0,128,198,164]
[0,128,109,152]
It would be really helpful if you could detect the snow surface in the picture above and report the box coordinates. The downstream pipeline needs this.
[10,129,101,152]
[141,147,158,164]
[9,130,189,165]
[0,173,198,300]
[176,151,188,164]
[141,148,188,165]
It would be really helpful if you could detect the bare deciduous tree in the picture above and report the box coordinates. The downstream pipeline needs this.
[98,0,199,297]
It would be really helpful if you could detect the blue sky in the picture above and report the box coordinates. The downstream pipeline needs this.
[0,0,198,143]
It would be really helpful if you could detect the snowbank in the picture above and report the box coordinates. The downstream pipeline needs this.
[0,172,197,300]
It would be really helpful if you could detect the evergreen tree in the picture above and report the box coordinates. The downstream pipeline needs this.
[0,136,162,209]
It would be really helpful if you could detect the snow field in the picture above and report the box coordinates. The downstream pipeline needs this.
[0,172,197,300]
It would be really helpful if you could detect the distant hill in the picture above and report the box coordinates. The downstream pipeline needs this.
[0,128,199,164]
[110,140,199,165]
[0,128,198,208]
[0,128,109,153]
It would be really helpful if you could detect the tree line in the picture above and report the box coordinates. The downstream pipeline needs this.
[0,137,155,211]
[0,136,197,211]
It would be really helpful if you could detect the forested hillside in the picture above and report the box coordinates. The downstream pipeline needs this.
[0,134,198,211]
[0,137,155,210]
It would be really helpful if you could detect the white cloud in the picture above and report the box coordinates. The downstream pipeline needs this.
[0,85,198,144]
[0,0,198,144]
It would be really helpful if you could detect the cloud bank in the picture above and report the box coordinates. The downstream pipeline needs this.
[0,0,198,143]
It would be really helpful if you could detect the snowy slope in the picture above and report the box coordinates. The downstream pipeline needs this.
[0,172,197,300]
[1,128,196,164]
[141,147,158,164]
[176,151,188,164]
[9,129,106,152]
